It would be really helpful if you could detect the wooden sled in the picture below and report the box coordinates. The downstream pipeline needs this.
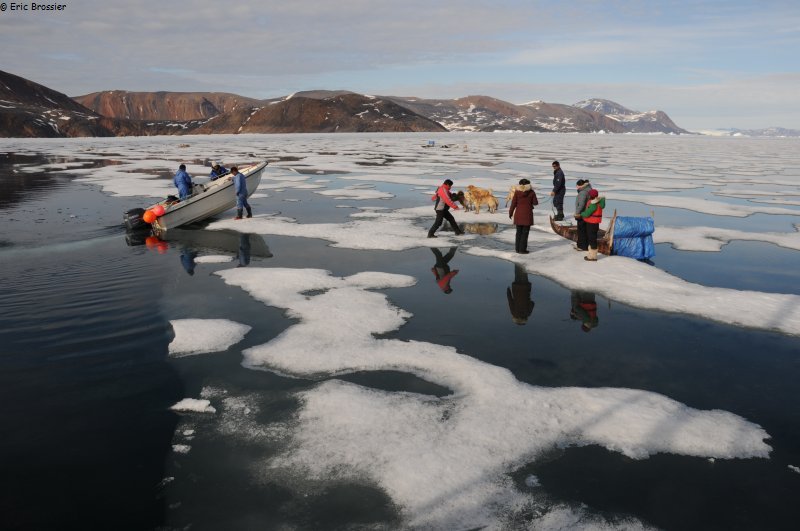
[549,210,617,256]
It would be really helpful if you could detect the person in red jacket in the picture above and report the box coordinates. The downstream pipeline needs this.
[580,188,606,261]
[508,178,539,254]
[427,179,463,238]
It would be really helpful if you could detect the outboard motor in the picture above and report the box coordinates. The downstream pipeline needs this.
[124,208,148,231]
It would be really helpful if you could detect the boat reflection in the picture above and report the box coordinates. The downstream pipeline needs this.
[127,228,271,274]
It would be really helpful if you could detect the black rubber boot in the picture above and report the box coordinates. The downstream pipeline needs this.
[554,210,564,221]
[246,207,252,218]
[234,208,243,220]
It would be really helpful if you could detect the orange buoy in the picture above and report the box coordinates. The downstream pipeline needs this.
[152,205,166,216]
[142,210,156,223]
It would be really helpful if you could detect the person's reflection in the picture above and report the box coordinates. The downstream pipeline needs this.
[570,290,599,332]
[431,247,459,294]
[237,233,252,267]
[180,249,198,276]
[507,263,534,325]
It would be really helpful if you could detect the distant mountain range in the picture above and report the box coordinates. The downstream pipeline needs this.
[0,68,751,138]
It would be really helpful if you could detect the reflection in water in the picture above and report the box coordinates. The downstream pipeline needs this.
[431,247,459,294]
[463,222,498,235]
[158,228,272,258]
[126,229,270,274]
[237,233,251,267]
[180,250,198,276]
[507,264,534,325]
[570,290,599,332]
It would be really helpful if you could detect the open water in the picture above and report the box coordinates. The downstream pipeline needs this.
[1,135,799,530]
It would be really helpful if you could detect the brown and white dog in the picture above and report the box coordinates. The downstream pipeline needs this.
[504,184,523,207]
[464,185,500,214]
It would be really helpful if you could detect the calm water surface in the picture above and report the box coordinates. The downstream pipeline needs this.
[1,149,798,530]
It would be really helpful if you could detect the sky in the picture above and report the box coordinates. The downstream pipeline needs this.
[1,0,798,130]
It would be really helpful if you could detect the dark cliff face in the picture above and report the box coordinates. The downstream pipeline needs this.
[0,69,116,138]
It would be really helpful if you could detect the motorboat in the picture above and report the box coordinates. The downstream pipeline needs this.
[124,161,268,233]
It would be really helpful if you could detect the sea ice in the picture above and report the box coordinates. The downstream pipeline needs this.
[168,318,252,356]
[170,398,216,414]
[215,266,771,529]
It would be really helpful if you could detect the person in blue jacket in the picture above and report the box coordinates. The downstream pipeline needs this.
[173,164,193,200]
[549,160,566,220]
[231,166,252,219]
[209,161,229,181]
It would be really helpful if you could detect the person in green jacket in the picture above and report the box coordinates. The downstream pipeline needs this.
[580,188,606,261]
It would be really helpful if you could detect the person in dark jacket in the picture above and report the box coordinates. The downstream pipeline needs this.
[231,166,252,220]
[549,161,566,220]
[209,161,229,181]
[431,247,459,294]
[173,164,193,200]
[427,179,463,238]
[507,263,534,325]
[508,178,538,254]
[573,179,593,251]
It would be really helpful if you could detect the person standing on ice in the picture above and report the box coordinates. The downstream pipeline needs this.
[549,160,566,221]
[580,188,605,262]
[508,178,538,254]
[173,164,194,200]
[573,179,593,252]
[427,179,463,238]
[231,166,253,220]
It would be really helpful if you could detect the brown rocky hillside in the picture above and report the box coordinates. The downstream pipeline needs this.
[74,91,263,121]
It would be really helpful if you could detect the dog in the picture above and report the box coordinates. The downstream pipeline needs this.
[505,184,524,207]
[451,190,468,210]
[464,185,500,214]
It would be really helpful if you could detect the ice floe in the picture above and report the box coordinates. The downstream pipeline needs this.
[169,318,252,356]
[213,266,770,528]
[170,398,216,414]
[193,254,235,263]
[655,225,800,252]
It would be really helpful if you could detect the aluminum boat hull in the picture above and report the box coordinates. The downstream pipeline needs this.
[151,162,267,232]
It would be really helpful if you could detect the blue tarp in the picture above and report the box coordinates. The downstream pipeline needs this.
[612,216,656,260]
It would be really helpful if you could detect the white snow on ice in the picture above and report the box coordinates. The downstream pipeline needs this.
[213,266,771,529]
[168,318,251,356]
[193,254,234,264]
[170,398,217,414]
